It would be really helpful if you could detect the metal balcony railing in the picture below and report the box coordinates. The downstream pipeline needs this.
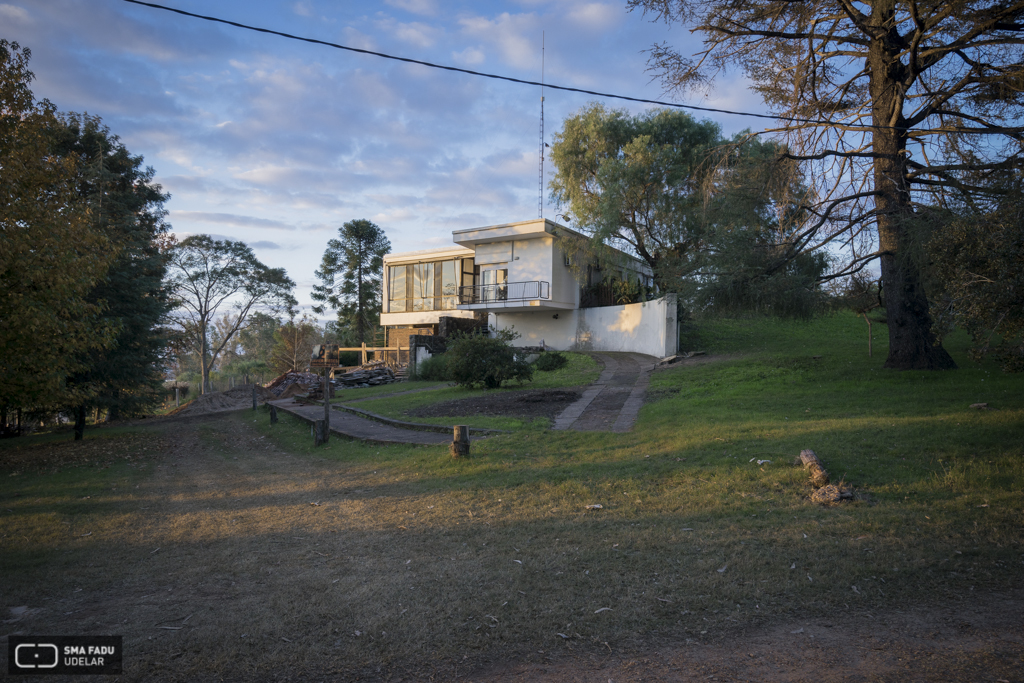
[458,280,550,305]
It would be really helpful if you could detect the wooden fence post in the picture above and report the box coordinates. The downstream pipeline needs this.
[314,419,328,447]
[270,404,278,424]
[252,384,257,411]
[450,425,470,458]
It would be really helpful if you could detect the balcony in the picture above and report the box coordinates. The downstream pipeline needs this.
[457,280,566,312]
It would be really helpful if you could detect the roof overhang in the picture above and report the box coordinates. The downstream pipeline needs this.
[452,218,578,247]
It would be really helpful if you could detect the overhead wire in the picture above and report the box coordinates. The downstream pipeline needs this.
[122,0,1014,138]
[121,0,830,127]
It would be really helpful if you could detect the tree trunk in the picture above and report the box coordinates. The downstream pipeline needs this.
[74,405,86,441]
[450,425,470,458]
[314,419,329,446]
[869,18,956,371]
[799,449,830,487]
[200,324,210,395]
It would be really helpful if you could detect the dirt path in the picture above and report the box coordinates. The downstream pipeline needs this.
[477,594,1024,682]
[270,398,455,445]
[553,353,657,432]
[4,414,1021,682]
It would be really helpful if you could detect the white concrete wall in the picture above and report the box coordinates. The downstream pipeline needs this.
[548,236,579,307]
[495,294,678,357]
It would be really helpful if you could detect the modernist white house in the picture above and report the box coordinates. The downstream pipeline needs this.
[379,218,678,358]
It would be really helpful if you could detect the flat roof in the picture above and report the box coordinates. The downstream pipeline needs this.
[384,245,474,262]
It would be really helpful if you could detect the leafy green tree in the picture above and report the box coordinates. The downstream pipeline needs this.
[550,104,722,285]
[270,315,321,374]
[311,219,391,345]
[930,190,1024,372]
[624,0,1024,368]
[48,114,171,436]
[166,235,296,394]
[551,105,824,315]
[238,311,279,365]
[687,135,827,317]
[0,41,117,422]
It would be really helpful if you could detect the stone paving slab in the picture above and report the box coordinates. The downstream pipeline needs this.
[612,354,657,433]
[552,352,657,432]
[270,399,456,446]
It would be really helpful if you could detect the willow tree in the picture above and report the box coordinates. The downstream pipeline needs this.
[629,0,1024,369]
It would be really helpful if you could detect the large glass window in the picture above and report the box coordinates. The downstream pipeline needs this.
[412,262,434,311]
[441,260,458,309]
[388,265,407,312]
[481,268,507,302]
[389,259,465,312]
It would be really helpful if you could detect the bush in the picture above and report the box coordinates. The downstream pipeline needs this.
[534,351,568,371]
[445,328,533,389]
[413,353,450,381]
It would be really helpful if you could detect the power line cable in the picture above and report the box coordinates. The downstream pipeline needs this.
[121,0,823,126]
[121,0,1017,138]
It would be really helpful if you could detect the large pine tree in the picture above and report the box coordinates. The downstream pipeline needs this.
[311,220,391,345]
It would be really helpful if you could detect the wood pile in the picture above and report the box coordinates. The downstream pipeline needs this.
[267,371,322,397]
[337,361,400,388]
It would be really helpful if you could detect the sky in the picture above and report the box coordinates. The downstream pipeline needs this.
[4,0,768,316]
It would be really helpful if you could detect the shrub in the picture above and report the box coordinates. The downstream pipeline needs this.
[445,328,533,389]
[413,353,450,381]
[534,351,568,371]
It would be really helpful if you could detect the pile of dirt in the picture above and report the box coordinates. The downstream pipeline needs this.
[167,384,274,416]
[266,371,321,397]
[409,388,581,419]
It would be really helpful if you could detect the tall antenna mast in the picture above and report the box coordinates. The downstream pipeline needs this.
[538,31,545,220]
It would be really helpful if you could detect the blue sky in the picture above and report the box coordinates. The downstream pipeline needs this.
[5,0,766,313]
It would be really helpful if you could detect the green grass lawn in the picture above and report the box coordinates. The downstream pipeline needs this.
[2,312,1021,669]
[342,351,601,430]
[249,312,1023,638]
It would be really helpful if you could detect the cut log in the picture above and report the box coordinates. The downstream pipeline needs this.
[314,419,329,447]
[799,449,830,487]
[270,404,278,425]
[450,425,470,459]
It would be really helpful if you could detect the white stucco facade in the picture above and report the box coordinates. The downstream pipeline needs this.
[494,294,678,358]
[380,218,677,358]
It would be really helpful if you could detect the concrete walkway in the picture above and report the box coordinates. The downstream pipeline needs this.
[552,352,657,433]
[270,399,456,446]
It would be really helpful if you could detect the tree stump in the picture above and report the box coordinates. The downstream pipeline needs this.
[450,425,470,459]
[799,449,830,487]
[270,404,278,424]
[314,419,329,446]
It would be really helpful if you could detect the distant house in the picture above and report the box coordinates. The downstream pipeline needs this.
[379,218,677,358]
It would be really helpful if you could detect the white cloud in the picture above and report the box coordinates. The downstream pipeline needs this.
[292,2,313,17]
[566,2,621,30]
[376,19,441,49]
[459,13,541,71]
[383,0,436,16]
[452,46,485,65]
[0,3,30,24]
[170,211,296,230]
